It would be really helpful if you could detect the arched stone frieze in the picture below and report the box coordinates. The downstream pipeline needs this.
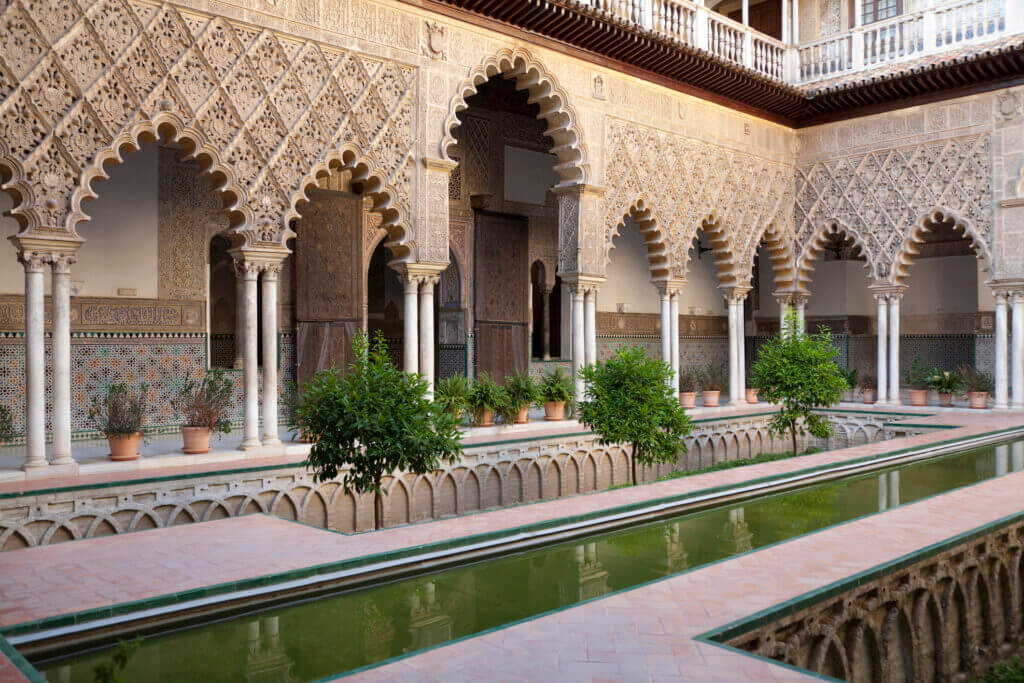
[601,118,792,284]
[793,133,993,285]
[440,47,590,188]
[0,1,417,252]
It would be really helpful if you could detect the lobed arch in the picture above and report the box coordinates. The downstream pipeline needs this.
[888,206,992,287]
[794,219,878,292]
[441,48,590,188]
[675,214,738,288]
[603,197,672,281]
[738,222,796,292]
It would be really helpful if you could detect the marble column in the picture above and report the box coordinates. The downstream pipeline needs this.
[50,254,76,466]
[260,263,281,447]
[20,253,47,471]
[670,292,680,392]
[240,261,261,450]
[1013,291,1024,408]
[660,287,672,383]
[737,299,746,395]
[233,270,245,369]
[419,275,437,398]
[775,293,791,338]
[403,276,419,375]
[875,293,889,405]
[794,298,806,334]
[541,287,552,360]
[888,292,901,405]
[994,291,1009,409]
[571,286,585,404]
[727,298,740,405]
[584,286,597,367]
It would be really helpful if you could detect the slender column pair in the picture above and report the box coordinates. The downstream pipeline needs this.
[567,277,602,405]
[399,270,441,396]
[236,258,284,450]
[659,283,682,391]
[725,288,750,406]
[18,245,80,474]
[870,287,903,406]
[992,286,1024,409]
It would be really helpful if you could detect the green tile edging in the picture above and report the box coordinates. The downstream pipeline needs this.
[693,508,1024,681]
[0,633,45,683]
[5,424,1022,652]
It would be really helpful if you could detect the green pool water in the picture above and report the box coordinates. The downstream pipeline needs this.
[33,441,1024,681]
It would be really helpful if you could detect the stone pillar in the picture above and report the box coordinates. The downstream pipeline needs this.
[738,301,746,394]
[670,291,680,392]
[794,296,806,334]
[403,275,419,375]
[239,261,261,450]
[1013,291,1024,408]
[995,291,1009,409]
[260,263,281,447]
[50,254,77,467]
[774,292,791,338]
[584,286,597,367]
[727,298,740,406]
[233,270,245,369]
[659,286,672,381]
[888,292,901,405]
[419,275,438,398]
[541,286,552,360]
[875,292,889,405]
[20,252,47,471]
[571,285,585,405]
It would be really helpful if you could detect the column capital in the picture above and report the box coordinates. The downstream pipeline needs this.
[772,289,806,307]
[868,284,906,301]
[561,273,605,295]
[231,246,288,277]
[655,278,686,297]
[989,279,1024,300]
[13,235,82,273]
[722,286,752,304]
[394,262,446,286]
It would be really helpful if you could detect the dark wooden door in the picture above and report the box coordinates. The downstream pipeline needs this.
[473,211,529,381]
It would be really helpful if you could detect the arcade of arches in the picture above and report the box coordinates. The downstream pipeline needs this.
[1,0,1024,476]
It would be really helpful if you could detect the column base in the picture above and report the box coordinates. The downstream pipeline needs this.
[728,399,745,408]
[994,403,1011,411]
[239,438,263,451]
[24,461,79,479]
[261,437,283,447]
[21,460,49,473]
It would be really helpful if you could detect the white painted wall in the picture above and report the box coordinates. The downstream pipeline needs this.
[0,145,160,298]
[504,146,558,205]
[804,260,874,316]
[679,243,727,315]
[755,245,780,316]
[902,255,979,315]
[599,219,660,313]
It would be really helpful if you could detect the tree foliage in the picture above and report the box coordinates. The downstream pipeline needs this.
[750,313,846,456]
[294,333,463,529]
[578,346,693,485]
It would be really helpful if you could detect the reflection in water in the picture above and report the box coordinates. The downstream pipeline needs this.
[37,442,1020,682]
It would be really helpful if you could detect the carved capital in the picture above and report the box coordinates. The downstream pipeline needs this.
[722,286,752,304]
[18,251,49,274]
[48,253,77,275]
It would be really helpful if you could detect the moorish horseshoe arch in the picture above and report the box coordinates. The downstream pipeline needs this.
[794,219,880,292]
[673,212,739,287]
[603,197,673,280]
[440,47,591,189]
[888,206,993,287]
[738,221,797,291]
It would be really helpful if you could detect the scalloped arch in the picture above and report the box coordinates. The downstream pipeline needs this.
[795,219,879,291]
[888,206,992,287]
[676,214,738,287]
[69,112,251,243]
[603,197,672,280]
[441,48,590,188]
[285,142,412,262]
[738,222,796,291]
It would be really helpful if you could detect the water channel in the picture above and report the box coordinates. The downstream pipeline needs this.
[33,440,1024,681]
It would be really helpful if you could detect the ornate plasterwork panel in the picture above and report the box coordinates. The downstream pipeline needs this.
[0,0,417,254]
[793,134,993,286]
[602,118,793,284]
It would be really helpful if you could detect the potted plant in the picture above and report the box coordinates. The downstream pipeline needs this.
[467,373,507,427]
[540,367,574,420]
[701,363,725,407]
[929,369,964,408]
[745,385,759,404]
[506,370,540,424]
[435,374,470,420]
[88,383,148,461]
[858,375,877,404]
[0,404,13,445]
[904,356,931,406]
[839,368,858,402]
[170,369,233,454]
[959,365,993,409]
[678,368,698,409]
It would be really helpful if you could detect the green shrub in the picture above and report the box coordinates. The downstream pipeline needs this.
[839,368,858,392]
[973,656,1024,682]
[960,364,994,393]
[858,374,877,392]
[88,383,148,437]
[751,312,845,457]
[0,404,14,443]
[505,370,540,411]
[295,332,462,529]
[539,366,574,404]
[170,368,233,435]
[929,368,965,395]
[678,368,699,393]
[435,374,470,418]
[467,372,509,423]
[579,346,693,485]
[903,355,932,390]
[701,363,726,392]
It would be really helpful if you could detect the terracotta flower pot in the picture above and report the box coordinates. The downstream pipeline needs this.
[107,432,141,461]
[473,408,494,427]
[679,392,697,409]
[544,401,565,421]
[515,405,531,424]
[745,388,759,404]
[968,391,989,409]
[938,392,953,407]
[181,426,212,454]
[702,390,720,408]
[908,389,928,407]
[861,389,875,404]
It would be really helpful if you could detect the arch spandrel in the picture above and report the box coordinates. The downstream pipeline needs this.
[0,2,417,254]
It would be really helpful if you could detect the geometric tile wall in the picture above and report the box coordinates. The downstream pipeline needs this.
[598,335,730,374]
[0,332,297,440]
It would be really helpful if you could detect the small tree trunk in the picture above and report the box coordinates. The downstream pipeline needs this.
[790,424,798,458]
[373,479,383,530]
[631,443,638,486]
